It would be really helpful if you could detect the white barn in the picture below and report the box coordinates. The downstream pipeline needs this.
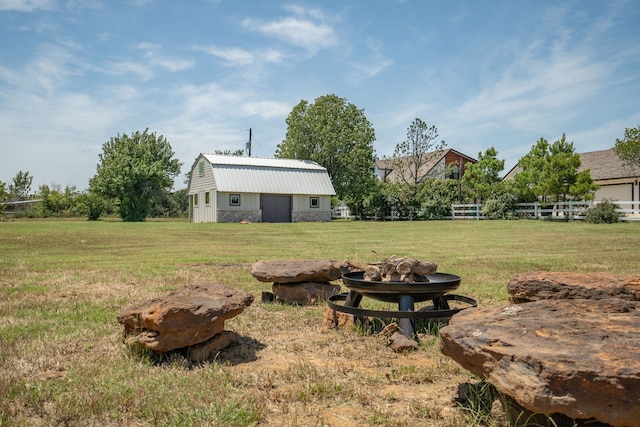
[188,154,336,223]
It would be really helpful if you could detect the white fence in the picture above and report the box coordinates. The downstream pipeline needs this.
[451,200,640,221]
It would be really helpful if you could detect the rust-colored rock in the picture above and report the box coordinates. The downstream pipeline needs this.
[508,271,640,304]
[439,298,640,427]
[251,259,360,283]
[117,283,254,353]
[323,307,357,329]
[186,330,241,362]
[389,332,419,352]
[272,281,340,305]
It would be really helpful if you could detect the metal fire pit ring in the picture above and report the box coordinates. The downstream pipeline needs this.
[328,271,477,338]
[327,292,477,320]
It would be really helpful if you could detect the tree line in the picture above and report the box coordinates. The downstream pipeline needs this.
[2,94,638,221]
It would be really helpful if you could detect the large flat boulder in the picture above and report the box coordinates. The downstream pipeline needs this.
[439,298,640,427]
[251,259,359,283]
[508,271,640,304]
[117,283,254,353]
[272,281,340,305]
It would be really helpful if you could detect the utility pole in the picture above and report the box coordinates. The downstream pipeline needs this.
[245,128,252,157]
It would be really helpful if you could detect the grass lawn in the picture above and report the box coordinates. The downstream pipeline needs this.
[1,219,638,426]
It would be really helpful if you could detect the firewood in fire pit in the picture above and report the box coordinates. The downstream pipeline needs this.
[364,256,437,283]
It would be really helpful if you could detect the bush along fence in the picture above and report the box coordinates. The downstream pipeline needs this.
[451,200,640,221]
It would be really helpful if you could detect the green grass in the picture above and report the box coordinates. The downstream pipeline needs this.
[0,218,638,426]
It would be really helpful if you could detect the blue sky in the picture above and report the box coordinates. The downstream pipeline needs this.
[1,0,639,191]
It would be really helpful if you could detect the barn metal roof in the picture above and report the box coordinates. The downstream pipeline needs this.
[201,154,336,195]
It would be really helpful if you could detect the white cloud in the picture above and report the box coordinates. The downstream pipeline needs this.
[0,0,55,11]
[242,6,338,55]
[105,60,155,80]
[195,45,286,67]
[241,100,291,119]
[136,42,194,72]
[348,37,393,82]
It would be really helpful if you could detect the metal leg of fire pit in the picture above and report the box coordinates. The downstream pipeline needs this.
[398,295,416,338]
[343,290,362,308]
[433,296,450,310]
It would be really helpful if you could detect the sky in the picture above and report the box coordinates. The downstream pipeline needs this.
[1,0,639,191]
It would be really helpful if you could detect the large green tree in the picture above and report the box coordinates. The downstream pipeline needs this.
[514,134,597,203]
[391,118,446,186]
[275,94,377,213]
[89,129,182,222]
[614,125,640,169]
[8,170,33,201]
[461,147,505,202]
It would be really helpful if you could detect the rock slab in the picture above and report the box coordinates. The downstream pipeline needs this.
[117,283,254,353]
[439,298,640,427]
[272,281,340,305]
[251,259,359,283]
[508,271,640,304]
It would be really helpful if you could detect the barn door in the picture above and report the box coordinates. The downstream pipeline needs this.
[260,194,292,223]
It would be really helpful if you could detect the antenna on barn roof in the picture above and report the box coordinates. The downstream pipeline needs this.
[245,128,252,157]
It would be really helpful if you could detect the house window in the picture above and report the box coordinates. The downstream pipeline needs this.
[205,192,210,205]
[229,194,240,206]
[193,194,199,206]
[199,162,205,177]
[310,197,319,208]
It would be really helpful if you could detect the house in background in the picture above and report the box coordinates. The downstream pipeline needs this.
[578,148,640,206]
[375,149,477,183]
[188,154,335,223]
[503,147,640,208]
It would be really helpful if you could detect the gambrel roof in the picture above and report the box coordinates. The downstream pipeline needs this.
[195,154,336,195]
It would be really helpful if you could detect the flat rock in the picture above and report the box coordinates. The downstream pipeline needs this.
[439,298,640,427]
[251,259,360,283]
[117,283,254,353]
[508,271,640,304]
[186,330,241,362]
[272,281,340,305]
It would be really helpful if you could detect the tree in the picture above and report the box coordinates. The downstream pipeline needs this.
[0,180,8,213]
[514,138,549,202]
[613,125,640,169]
[460,147,505,202]
[391,118,446,186]
[414,178,458,219]
[89,129,182,222]
[8,170,33,201]
[276,94,377,211]
[36,184,80,217]
[514,134,597,204]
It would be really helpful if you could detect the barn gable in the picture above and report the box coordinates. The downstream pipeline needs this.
[188,154,335,223]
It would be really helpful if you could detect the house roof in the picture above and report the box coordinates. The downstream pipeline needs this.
[375,148,476,183]
[503,147,640,181]
[578,148,640,180]
[198,154,336,195]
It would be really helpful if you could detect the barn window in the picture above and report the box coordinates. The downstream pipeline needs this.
[193,194,199,206]
[205,192,210,205]
[310,197,319,208]
[229,194,240,206]
[198,162,205,177]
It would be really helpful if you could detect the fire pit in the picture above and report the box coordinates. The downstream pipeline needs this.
[328,271,477,338]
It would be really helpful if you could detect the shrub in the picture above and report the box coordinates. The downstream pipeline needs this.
[482,181,519,220]
[482,192,518,220]
[584,199,622,223]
